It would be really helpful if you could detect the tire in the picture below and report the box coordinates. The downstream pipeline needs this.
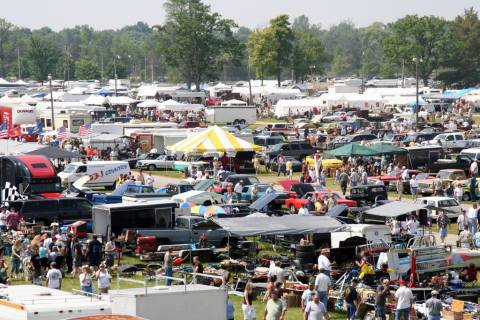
[290,205,297,214]
[148,164,156,171]
[296,251,316,259]
[463,192,471,202]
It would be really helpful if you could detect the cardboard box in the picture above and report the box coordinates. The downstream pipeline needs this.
[443,310,464,320]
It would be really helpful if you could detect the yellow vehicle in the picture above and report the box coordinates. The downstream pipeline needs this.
[305,155,343,176]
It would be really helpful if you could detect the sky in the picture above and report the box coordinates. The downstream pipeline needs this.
[2,0,479,31]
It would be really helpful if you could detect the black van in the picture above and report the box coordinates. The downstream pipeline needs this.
[9,198,93,225]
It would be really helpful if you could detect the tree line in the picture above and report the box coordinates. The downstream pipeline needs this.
[0,0,478,88]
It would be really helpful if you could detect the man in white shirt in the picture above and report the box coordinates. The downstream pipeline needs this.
[317,249,331,276]
[401,167,409,181]
[394,280,414,320]
[315,268,330,308]
[0,206,7,232]
[301,282,317,311]
[405,216,418,235]
[298,204,310,215]
[409,175,419,201]
[145,173,155,187]
[268,261,285,286]
[304,293,330,320]
[46,262,62,289]
[457,211,467,235]
[234,180,244,203]
[467,204,478,234]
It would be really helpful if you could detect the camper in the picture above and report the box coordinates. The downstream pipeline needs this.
[0,285,111,320]
[331,224,391,248]
[205,105,257,124]
[58,161,129,188]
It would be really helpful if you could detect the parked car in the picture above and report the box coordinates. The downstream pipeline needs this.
[267,156,302,173]
[368,169,424,193]
[253,136,285,149]
[305,155,343,174]
[177,121,202,129]
[127,153,162,169]
[328,133,377,149]
[285,191,357,213]
[346,185,388,206]
[267,141,320,161]
[9,198,93,225]
[137,215,240,246]
[156,183,194,195]
[136,155,176,171]
[417,169,468,195]
[418,196,462,220]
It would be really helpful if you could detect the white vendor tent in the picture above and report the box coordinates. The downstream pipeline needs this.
[273,98,324,117]
[82,95,109,105]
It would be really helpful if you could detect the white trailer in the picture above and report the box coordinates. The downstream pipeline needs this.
[109,283,227,320]
[331,224,391,248]
[0,285,111,320]
[205,106,257,124]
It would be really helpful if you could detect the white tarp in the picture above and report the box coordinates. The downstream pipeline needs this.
[274,98,325,117]
[364,201,427,218]
[137,99,161,108]
[82,95,108,105]
[213,215,342,236]
[107,96,137,105]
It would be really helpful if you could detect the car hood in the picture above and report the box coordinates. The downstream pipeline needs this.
[249,193,280,211]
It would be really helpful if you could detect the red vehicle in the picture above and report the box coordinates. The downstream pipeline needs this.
[0,155,63,200]
[368,169,423,184]
[285,191,357,213]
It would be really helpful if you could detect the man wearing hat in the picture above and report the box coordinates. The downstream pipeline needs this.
[425,291,442,320]
[318,248,331,277]
[394,279,414,320]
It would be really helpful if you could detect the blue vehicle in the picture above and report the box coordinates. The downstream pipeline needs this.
[226,183,270,203]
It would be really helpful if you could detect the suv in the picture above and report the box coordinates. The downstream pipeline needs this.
[10,198,93,225]
[346,185,388,206]
[417,169,467,195]
[267,141,319,160]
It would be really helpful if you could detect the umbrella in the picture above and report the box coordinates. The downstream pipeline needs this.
[369,142,407,155]
[191,205,207,215]
[204,206,227,218]
[180,202,195,209]
[326,143,379,157]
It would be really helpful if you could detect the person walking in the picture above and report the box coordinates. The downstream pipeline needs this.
[470,175,477,202]
[375,279,390,320]
[467,204,478,234]
[425,290,442,320]
[394,279,414,320]
[79,266,93,294]
[145,172,155,187]
[314,268,330,308]
[234,180,244,203]
[10,239,22,280]
[164,248,173,286]
[242,282,256,320]
[264,291,286,320]
[301,282,317,312]
[344,279,360,320]
[46,262,62,289]
[454,180,464,204]
[457,211,468,236]
[409,175,419,201]
[87,235,102,271]
[338,170,349,196]
[277,155,286,177]
[95,264,111,294]
[304,293,330,320]
[437,211,450,244]
[286,158,293,180]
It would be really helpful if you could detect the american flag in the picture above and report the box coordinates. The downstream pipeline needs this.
[56,126,68,140]
[0,122,8,138]
[79,123,93,137]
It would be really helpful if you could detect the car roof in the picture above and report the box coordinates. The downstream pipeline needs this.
[418,196,457,201]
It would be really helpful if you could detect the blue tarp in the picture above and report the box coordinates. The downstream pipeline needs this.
[96,89,114,95]
[442,88,475,99]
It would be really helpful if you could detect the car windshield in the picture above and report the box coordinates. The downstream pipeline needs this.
[438,199,459,207]
[437,171,453,179]
[257,185,269,192]
[416,173,430,180]
[63,164,77,173]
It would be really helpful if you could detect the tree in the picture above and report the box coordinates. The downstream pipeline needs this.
[27,35,59,83]
[268,15,294,86]
[0,19,13,77]
[292,16,327,82]
[358,22,390,79]
[383,15,451,85]
[247,28,277,84]
[438,8,480,87]
[157,0,240,90]
[75,58,100,79]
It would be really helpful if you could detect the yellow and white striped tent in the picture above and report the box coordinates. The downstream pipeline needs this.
[167,126,262,153]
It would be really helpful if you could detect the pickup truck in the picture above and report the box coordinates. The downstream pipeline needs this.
[429,132,480,151]
[136,215,239,246]
[424,154,473,173]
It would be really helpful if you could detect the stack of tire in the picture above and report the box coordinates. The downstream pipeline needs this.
[295,244,316,270]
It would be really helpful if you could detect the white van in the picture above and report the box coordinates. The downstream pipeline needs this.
[58,161,129,188]
[418,196,463,219]
[460,148,480,162]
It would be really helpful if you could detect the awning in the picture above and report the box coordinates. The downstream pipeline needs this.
[213,215,342,236]
[364,201,427,218]
[25,146,80,159]
[369,142,407,155]
[167,125,262,153]
[326,143,379,157]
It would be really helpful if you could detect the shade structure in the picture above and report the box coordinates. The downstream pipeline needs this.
[369,142,407,155]
[167,126,262,154]
[326,143,379,157]
[137,99,161,108]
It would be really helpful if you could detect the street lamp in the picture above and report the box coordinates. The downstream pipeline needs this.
[48,74,55,130]
[113,55,120,97]
[413,57,423,128]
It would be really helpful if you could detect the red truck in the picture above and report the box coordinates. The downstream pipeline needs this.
[0,104,37,141]
[0,155,63,200]
[285,191,357,214]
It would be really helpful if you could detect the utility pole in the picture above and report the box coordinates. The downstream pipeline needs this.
[151,63,154,83]
[48,74,55,130]
[113,56,118,97]
[401,59,405,88]
[17,48,21,80]
[413,57,422,129]
[100,54,104,86]
[144,56,147,82]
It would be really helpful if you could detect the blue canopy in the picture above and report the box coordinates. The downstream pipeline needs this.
[96,89,114,95]
[442,88,475,99]
[31,92,48,98]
